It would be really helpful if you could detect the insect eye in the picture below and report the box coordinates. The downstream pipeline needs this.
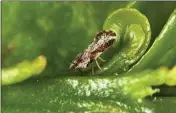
[107,39,115,46]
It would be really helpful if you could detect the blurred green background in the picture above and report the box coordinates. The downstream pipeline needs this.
[3,1,176,77]
[2,1,130,76]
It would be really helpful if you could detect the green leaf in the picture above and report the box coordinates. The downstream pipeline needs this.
[2,56,47,86]
[128,1,176,43]
[96,8,151,75]
[130,9,176,72]
[2,66,176,113]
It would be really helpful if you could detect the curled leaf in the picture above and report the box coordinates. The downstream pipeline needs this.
[95,8,151,75]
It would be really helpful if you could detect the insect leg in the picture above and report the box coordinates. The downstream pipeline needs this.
[91,67,94,75]
[98,57,106,62]
[95,59,102,69]
[78,69,83,76]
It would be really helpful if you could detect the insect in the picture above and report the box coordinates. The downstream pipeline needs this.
[69,30,116,72]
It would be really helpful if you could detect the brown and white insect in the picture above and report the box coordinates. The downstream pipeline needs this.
[69,30,116,71]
